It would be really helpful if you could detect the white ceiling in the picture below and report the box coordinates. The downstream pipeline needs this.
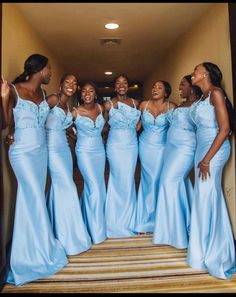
[16,3,213,83]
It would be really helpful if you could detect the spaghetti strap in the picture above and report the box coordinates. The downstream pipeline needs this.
[109,99,113,107]
[55,94,61,107]
[131,98,136,109]
[207,90,213,105]
[41,88,46,101]
[73,107,79,115]
[196,94,204,104]
[144,100,150,111]
[11,84,20,99]
[97,103,102,114]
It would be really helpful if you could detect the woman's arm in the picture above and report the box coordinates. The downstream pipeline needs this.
[1,77,11,128]
[1,81,17,144]
[66,124,77,141]
[46,94,58,109]
[198,89,230,181]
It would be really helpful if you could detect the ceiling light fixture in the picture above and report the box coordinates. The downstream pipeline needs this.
[105,23,119,30]
[105,71,113,75]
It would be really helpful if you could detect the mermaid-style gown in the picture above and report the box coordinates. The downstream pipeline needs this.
[7,85,68,287]
[45,104,92,255]
[153,107,196,249]
[105,100,141,238]
[74,105,107,244]
[187,94,236,279]
[135,102,170,233]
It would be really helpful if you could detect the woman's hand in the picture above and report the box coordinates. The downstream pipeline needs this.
[1,76,10,99]
[66,125,77,141]
[5,133,15,145]
[197,160,211,181]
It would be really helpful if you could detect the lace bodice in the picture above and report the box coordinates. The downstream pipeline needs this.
[45,106,73,130]
[74,105,105,137]
[190,95,219,130]
[11,84,49,128]
[108,101,141,129]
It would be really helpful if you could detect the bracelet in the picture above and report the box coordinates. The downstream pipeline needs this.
[201,161,209,167]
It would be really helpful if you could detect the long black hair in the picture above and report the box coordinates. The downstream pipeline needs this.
[203,62,236,133]
[12,53,48,84]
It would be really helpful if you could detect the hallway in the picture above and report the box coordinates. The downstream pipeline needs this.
[1,3,236,291]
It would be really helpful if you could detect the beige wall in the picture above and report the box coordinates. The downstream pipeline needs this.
[2,3,64,93]
[1,4,65,243]
[144,3,236,237]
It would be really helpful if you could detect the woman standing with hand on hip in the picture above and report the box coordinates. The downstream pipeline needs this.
[187,62,236,279]
[104,74,141,238]
[72,82,107,245]
[1,54,68,286]
[46,74,92,255]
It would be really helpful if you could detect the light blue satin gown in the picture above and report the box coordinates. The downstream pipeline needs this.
[7,85,68,287]
[74,104,107,244]
[135,101,170,233]
[152,106,196,249]
[187,93,236,279]
[45,100,92,255]
[105,100,141,238]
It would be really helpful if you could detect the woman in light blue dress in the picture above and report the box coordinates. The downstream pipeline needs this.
[46,74,92,255]
[135,80,176,233]
[153,75,202,249]
[72,82,107,244]
[1,54,68,286]
[104,74,141,238]
[187,62,236,279]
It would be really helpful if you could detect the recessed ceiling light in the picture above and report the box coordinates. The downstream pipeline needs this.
[105,23,119,30]
[105,71,113,75]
